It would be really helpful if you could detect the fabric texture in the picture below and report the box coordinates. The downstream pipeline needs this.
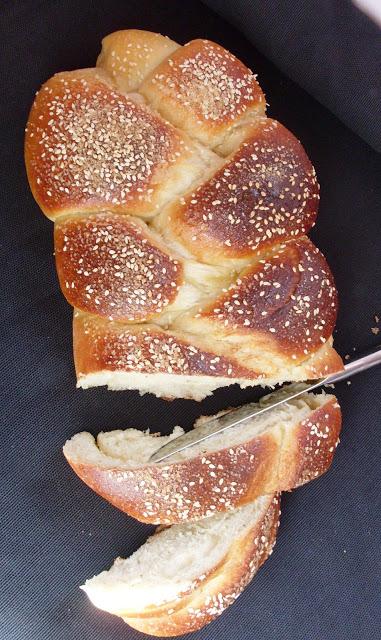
[1,1,380,639]
[203,0,381,151]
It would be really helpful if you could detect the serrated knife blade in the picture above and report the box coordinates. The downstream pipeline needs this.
[149,345,381,463]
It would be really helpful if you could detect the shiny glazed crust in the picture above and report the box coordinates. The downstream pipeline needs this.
[96,30,179,92]
[177,237,338,360]
[73,311,342,399]
[55,213,184,321]
[73,311,257,382]
[140,39,266,152]
[25,30,343,399]
[25,68,205,221]
[156,119,319,264]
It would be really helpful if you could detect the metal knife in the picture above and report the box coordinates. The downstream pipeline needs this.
[149,344,381,463]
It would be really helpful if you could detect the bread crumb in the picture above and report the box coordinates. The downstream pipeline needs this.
[347,380,351,385]
[344,354,350,360]
[371,327,379,335]
[374,315,379,323]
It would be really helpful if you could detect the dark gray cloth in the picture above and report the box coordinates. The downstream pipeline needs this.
[1,1,381,640]
[203,0,381,151]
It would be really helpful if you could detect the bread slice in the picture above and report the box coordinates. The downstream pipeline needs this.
[81,493,280,636]
[64,388,341,524]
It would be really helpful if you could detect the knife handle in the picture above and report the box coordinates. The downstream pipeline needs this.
[325,343,381,385]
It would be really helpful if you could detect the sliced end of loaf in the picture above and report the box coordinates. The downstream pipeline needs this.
[81,494,280,636]
[76,370,252,401]
[73,309,343,400]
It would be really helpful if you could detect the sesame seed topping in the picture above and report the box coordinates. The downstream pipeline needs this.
[27,70,194,216]
[56,213,183,320]
[173,118,318,262]
[28,38,338,395]
[196,237,336,357]
[148,39,262,127]
[79,315,255,378]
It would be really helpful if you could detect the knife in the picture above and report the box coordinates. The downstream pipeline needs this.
[149,344,381,463]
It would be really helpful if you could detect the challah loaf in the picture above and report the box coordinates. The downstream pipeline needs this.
[81,493,280,636]
[25,30,343,399]
[63,387,341,524]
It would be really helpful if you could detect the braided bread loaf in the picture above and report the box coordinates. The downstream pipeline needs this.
[25,30,343,399]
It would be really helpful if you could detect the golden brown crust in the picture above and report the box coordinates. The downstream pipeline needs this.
[140,39,266,151]
[177,237,338,361]
[73,308,342,395]
[25,30,342,399]
[158,119,319,264]
[73,311,258,382]
[55,213,184,321]
[88,494,280,636]
[25,68,200,220]
[64,398,341,524]
[302,341,343,379]
[280,399,342,487]
[96,30,179,92]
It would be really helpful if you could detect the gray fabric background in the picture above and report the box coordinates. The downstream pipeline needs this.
[204,0,381,151]
[1,1,380,639]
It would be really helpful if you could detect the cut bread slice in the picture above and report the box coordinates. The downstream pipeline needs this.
[64,388,341,524]
[81,493,280,636]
